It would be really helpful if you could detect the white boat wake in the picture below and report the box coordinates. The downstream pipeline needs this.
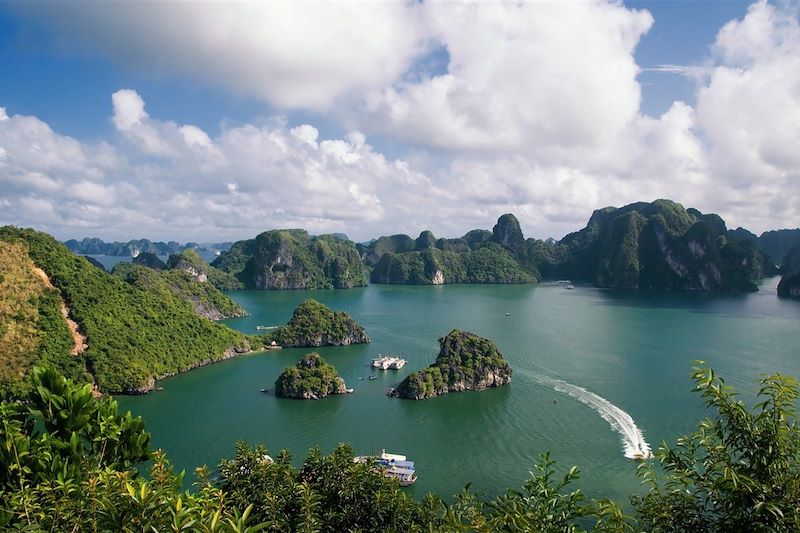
[546,378,652,460]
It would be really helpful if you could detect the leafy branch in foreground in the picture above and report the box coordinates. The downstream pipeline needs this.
[633,362,800,532]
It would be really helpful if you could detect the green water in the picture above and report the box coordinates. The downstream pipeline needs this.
[118,277,800,503]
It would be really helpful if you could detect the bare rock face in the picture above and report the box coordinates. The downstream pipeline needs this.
[392,329,512,400]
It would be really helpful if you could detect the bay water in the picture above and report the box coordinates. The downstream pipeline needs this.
[118,277,800,503]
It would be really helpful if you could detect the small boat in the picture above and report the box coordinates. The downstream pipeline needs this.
[368,375,378,381]
[259,388,269,393]
[504,312,511,316]
[565,285,575,290]
[345,388,354,394]
[556,280,572,284]
[358,377,364,381]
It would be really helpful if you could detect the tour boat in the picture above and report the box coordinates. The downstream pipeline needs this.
[354,449,417,486]
[372,355,407,369]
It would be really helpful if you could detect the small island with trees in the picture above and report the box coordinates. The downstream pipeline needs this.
[268,299,369,347]
[392,329,512,400]
[274,352,349,400]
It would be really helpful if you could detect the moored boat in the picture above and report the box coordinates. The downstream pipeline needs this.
[372,355,407,369]
[354,449,417,486]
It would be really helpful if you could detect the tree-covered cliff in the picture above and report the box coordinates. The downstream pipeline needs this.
[393,329,512,400]
[269,299,369,347]
[212,230,366,289]
[778,244,800,297]
[274,352,348,399]
[0,227,250,395]
[367,215,538,285]
[536,200,773,292]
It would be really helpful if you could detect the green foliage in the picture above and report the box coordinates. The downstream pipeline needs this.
[213,230,366,290]
[274,353,346,399]
[633,363,800,532]
[219,442,429,532]
[168,248,245,290]
[0,368,264,531]
[396,330,512,399]
[113,262,246,320]
[371,244,534,285]
[0,227,248,393]
[270,299,368,348]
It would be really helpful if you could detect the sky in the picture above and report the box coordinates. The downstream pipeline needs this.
[0,0,798,243]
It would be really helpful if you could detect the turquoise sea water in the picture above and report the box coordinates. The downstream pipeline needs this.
[118,277,800,503]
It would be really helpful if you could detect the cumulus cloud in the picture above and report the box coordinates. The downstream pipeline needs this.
[12,2,428,110]
[2,2,799,242]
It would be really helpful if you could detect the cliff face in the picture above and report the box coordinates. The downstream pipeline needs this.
[778,245,800,297]
[758,229,800,267]
[275,352,348,400]
[393,330,512,400]
[368,215,538,285]
[271,299,369,347]
[544,200,771,292]
[213,230,366,290]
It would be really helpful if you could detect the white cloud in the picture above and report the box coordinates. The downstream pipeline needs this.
[363,1,653,156]
[14,2,428,110]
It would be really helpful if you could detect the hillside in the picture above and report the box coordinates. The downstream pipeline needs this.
[0,227,251,395]
[212,230,366,289]
[778,244,800,297]
[112,262,247,320]
[393,329,512,400]
[534,200,773,292]
[366,214,538,285]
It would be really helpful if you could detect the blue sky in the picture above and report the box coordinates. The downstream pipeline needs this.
[0,1,797,241]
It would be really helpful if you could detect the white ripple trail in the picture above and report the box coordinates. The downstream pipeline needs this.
[545,378,652,460]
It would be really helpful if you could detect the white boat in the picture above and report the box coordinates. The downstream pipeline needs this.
[372,355,407,369]
[354,449,417,486]
[565,285,575,290]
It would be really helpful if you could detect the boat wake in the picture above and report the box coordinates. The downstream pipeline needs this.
[545,378,652,460]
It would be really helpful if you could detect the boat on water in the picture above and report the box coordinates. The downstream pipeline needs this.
[354,449,417,486]
[372,355,407,369]
[368,375,378,381]
[556,280,572,284]
[565,285,575,290]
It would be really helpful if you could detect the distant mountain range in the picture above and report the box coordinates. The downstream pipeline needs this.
[62,199,800,294]
[63,237,233,257]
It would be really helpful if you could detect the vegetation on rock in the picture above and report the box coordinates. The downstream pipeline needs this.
[0,227,250,394]
[539,199,773,292]
[269,299,369,347]
[112,262,247,320]
[274,352,347,399]
[778,244,800,297]
[368,215,538,285]
[394,329,512,400]
[213,230,366,289]
[168,248,244,290]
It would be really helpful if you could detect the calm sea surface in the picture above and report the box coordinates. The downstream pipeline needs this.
[118,277,800,503]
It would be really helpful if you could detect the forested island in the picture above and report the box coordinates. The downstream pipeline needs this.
[212,229,366,289]
[268,299,369,347]
[392,330,512,400]
[274,352,348,399]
